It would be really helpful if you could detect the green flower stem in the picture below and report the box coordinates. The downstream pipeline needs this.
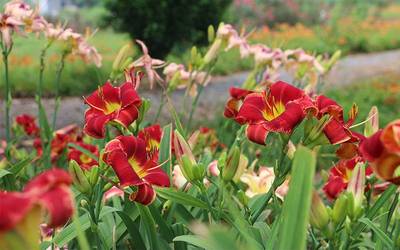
[52,52,68,130]
[1,42,12,153]
[250,134,291,224]
[186,65,213,131]
[153,91,164,123]
[198,181,216,222]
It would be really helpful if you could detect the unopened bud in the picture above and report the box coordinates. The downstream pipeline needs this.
[208,25,215,43]
[174,130,197,182]
[237,190,248,206]
[364,106,379,137]
[232,154,249,182]
[346,163,366,220]
[310,192,330,230]
[304,115,331,147]
[69,160,91,194]
[89,166,100,186]
[326,50,341,72]
[80,199,89,208]
[203,38,222,64]
[222,145,241,181]
[332,193,348,225]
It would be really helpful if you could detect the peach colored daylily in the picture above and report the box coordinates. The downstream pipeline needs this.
[0,13,23,49]
[130,40,165,89]
[240,167,289,199]
[163,63,211,97]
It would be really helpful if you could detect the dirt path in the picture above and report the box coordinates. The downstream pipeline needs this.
[1,49,400,137]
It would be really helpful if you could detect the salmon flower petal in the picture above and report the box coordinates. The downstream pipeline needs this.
[84,81,142,138]
[360,120,400,184]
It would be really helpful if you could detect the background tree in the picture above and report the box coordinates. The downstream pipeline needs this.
[103,0,232,58]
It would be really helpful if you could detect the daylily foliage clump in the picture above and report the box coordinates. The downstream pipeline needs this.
[1,1,400,249]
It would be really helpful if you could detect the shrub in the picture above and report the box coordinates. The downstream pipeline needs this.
[103,0,232,58]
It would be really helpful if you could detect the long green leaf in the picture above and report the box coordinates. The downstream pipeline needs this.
[278,146,316,250]
[155,187,208,209]
[9,158,32,176]
[0,169,11,179]
[352,184,397,238]
[158,124,172,176]
[116,211,146,250]
[174,235,213,249]
[359,218,393,249]
[53,214,91,246]
[137,204,160,250]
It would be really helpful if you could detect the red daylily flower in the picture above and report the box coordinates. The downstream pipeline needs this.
[236,81,315,145]
[138,124,162,161]
[68,142,99,170]
[84,81,142,138]
[360,120,400,184]
[0,168,73,233]
[224,87,254,121]
[103,135,169,205]
[15,114,39,136]
[34,124,78,161]
[323,158,373,199]
[316,95,359,145]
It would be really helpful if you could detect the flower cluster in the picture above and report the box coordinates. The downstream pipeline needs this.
[163,62,211,97]
[0,0,101,66]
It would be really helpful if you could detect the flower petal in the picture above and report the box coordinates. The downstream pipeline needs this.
[37,186,74,227]
[114,104,139,128]
[246,123,269,145]
[83,109,112,138]
[129,183,156,205]
[0,192,33,232]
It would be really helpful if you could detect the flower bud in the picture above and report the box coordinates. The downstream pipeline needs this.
[326,50,341,72]
[222,145,241,181]
[112,44,132,72]
[69,160,91,194]
[346,163,365,220]
[237,190,248,206]
[174,131,197,182]
[103,182,113,192]
[332,193,348,225]
[310,192,330,230]
[304,115,331,147]
[208,25,215,43]
[286,140,296,159]
[89,166,99,186]
[232,154,249,182]
[192,163,206,182]
[203,38,222,64]
[364,106,379,137]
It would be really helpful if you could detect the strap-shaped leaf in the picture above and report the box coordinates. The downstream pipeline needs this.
[278,146,316,250]
[155,187,208,209]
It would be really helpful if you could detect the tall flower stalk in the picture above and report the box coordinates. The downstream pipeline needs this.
[1,41,11,145]
[52,51,68,130]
